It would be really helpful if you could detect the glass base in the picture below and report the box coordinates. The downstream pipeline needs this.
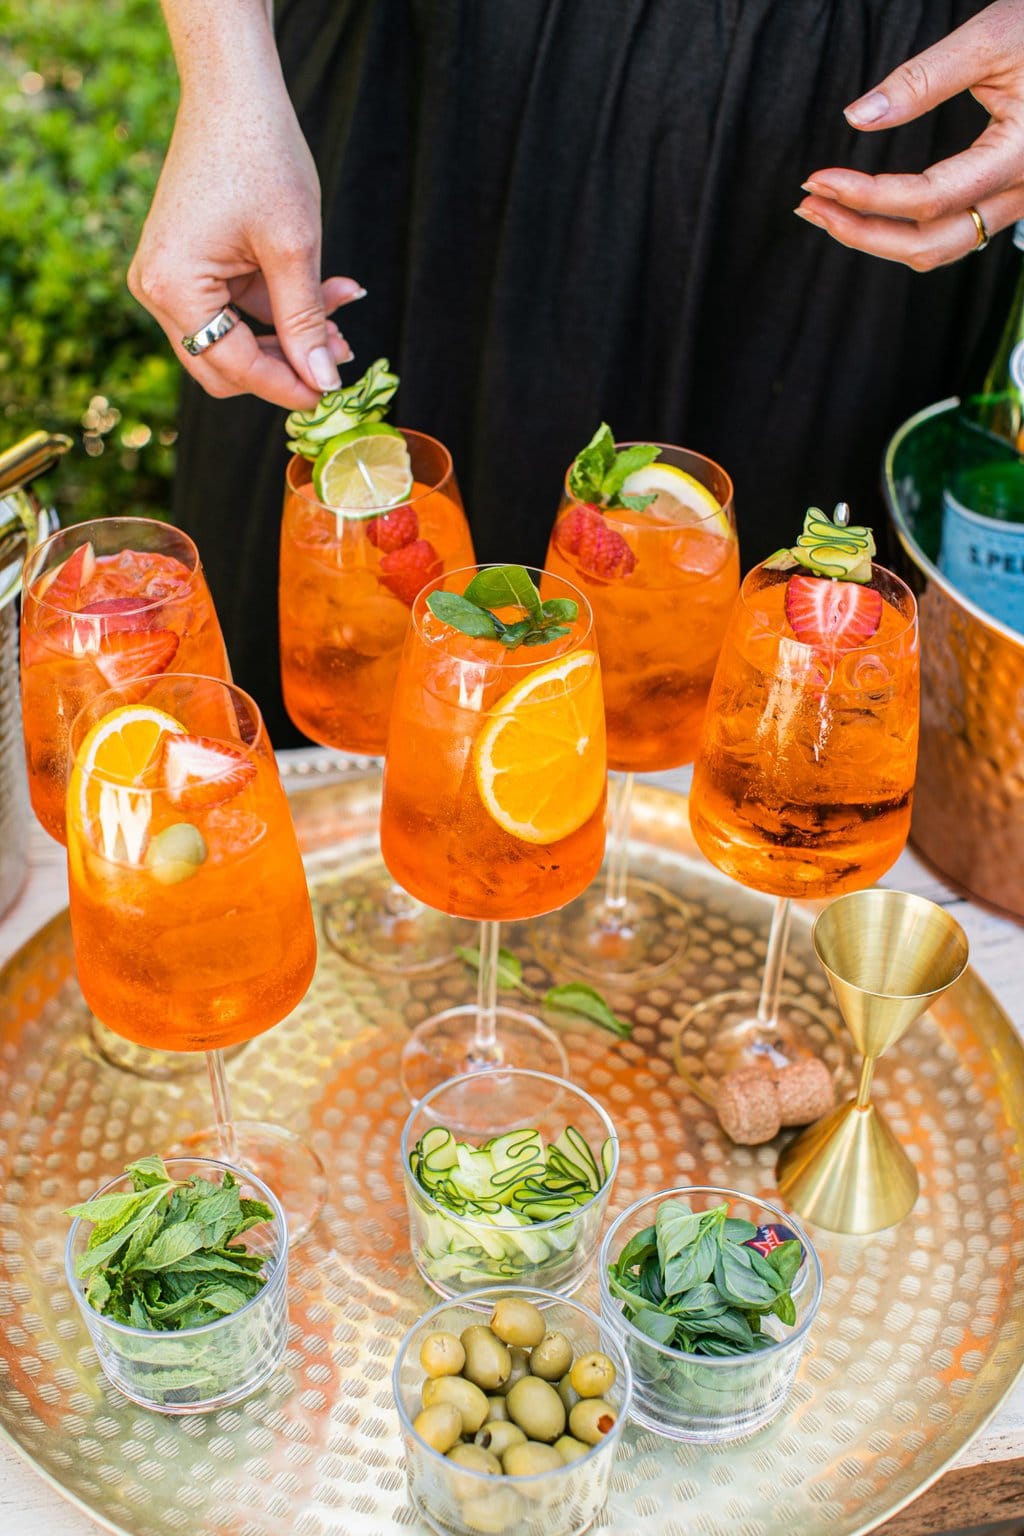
[400,1004,569,1107]
[179,1120,326,1246]
[87,1015,235,1080]
[321,863,471,976]
[672,989,851,1109]
[533,877,691,985]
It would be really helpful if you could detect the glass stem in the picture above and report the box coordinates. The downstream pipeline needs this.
[756,897,792,1028]
[474,919,500,1057]
[603,771,635,923]
[205,1050,240,1164]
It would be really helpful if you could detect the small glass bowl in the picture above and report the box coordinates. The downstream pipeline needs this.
[65,1157,288,1415]
[598,1185,821,1442]
[401,1070,619,1300]
[393,1286,633,1536]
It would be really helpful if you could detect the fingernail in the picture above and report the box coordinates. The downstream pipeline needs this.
[309,346,341,391]
[348,286,367,301]
[794,207,825,228]
[339,341,354,363]
[845,91,890,126]
[801,179,838,200]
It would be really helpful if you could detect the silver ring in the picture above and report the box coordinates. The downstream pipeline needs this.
[181,305,240,357]
[967,206,990,252]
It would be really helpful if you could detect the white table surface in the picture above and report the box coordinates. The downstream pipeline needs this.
[1,753,1022,1536]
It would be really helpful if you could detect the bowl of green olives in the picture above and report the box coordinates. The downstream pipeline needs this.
[392,1287,633,1536]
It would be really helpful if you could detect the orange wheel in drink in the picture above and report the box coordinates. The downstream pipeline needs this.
[379,564,607,1101]
[540,428,738,983]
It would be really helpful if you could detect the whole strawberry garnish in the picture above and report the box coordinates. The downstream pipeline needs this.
[160,735,258,809]
[380,539,443,605]
[556,506,636,580]
[784,574,883,651]
[366,504,419,551]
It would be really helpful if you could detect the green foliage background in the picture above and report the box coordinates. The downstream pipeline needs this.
[0,1,177,521]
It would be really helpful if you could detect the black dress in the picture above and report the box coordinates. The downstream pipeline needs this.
[173,0,1014,745]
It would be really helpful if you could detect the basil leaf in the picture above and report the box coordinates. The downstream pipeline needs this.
[463,565,542,619]
[611,1224,657,1277]
[543,983,631,1038]
[772,1292,797,1327]
[540,598,579,623]
[498,619,534,648]
[626,1305,678,1346]
[722,1217,759,1244]
[764,1239,803,1291]
[456,944,527,993]
[426,591,499,638]
[713,1242,777,1308]
[522,625,569,645]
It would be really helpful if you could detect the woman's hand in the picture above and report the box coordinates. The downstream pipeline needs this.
[128,4,361,408]
[796,0,1024,269]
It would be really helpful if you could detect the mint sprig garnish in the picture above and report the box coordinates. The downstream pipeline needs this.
[427,564,578,650]
[66,1155,274,1330]
[568,423,661,512]
[284,358,400,460]
[764,505,876,584]
[456,944,631,1039]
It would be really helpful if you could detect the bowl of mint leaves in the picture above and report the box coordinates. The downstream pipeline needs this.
[64,1155,288,1414]
[599,1185,822,1442]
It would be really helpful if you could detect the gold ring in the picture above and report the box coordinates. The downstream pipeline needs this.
[967,206,990,252]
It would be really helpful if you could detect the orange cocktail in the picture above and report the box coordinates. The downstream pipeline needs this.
[66,677,316,1054]
[21,518,229,843]
[380,571,606,922]
[689,563,919,901]
[545,444,738,772]
[279,431,475,755]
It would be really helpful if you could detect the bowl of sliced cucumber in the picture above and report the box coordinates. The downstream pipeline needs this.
[401,1070,619,1301]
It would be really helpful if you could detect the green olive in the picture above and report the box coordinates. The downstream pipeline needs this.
[144,822,207,885]
[489,1297,546,1349]
[569,1351,617,1398]
[460,1488,521,1533]
[474,1420,526,1456]
[413,1401,462,1454]
[494,1345,530,1396]
[556,1372,579,1413]
[419,1331,466,1379]
[484,1395,509,1422]
[460,1325,512,1392]
[445,1442,501,1499]
[553,1434,590,1464]
[528,1330,573,1381]
[502,1440,564,1479]
[568,1397,617,1445]
[422,1374,491,1435]
[505,1375,566,1443]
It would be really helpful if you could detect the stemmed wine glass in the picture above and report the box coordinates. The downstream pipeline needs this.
[675,525,920,1101]
[279,428,476,973]
[540,441,738,982]
[65,674,324,1241]
[378,564,607,1102]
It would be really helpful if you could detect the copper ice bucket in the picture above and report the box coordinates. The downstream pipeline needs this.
[884,398,1024,920]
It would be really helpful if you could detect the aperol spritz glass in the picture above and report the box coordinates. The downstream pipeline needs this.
[541,442,738,982]
[379,565,607,1101]
[66,674,323,1240]
[280,430,476,972]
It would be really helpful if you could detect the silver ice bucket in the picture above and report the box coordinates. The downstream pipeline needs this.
[0,431,70,914]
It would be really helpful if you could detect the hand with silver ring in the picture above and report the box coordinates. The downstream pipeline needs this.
[127,0,363,409]
[794,0,1024,271]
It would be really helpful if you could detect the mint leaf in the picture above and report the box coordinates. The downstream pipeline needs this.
[567,422,660,511]
[463,565,543,619]
[544,982,631,1039]
[426,591,500,638]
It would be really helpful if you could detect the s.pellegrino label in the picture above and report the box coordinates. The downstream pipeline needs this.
[939,471,1024,634]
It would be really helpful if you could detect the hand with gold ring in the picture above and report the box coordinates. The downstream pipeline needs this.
[795,0,1024,270]
[128,0,363,410]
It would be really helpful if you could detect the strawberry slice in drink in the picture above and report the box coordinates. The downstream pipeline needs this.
[160,734,258,809]
[92,628,180,687]
[39,542,97,609]
[783,574,883,651]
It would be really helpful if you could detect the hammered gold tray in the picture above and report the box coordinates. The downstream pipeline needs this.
[2,769,1023,1536]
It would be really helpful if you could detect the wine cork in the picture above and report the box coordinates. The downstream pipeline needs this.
[775,1056,835,1126]
[715,1068,781,1145]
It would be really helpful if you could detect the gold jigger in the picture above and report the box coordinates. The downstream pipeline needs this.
[776,889,969,1235]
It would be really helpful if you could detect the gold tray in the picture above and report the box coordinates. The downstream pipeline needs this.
[2,769,1023,1536]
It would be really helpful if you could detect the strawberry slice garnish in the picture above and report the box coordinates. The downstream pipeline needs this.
[92,627,180,686]
[555,505,636,580]
[783,574,883,651]
[160,734,258,809]
[366,504,419,552]
[39,541,96,609]
[379,538,443,605]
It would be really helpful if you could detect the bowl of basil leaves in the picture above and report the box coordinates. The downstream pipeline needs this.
[599,1186,821,1441]
[65,1155,288,1414]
